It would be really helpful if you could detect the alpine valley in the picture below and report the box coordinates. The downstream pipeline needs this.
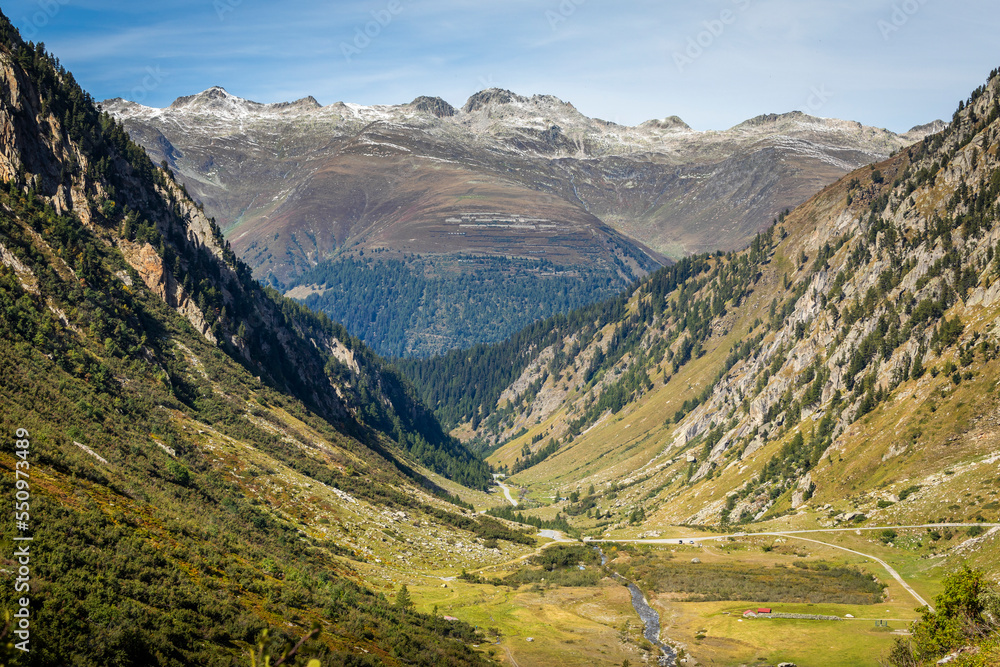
[0,7,998,667]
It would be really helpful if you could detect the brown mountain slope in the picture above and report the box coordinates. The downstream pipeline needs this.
[106,91,936,278]
[105,90,938,355]
[105,90,665,285]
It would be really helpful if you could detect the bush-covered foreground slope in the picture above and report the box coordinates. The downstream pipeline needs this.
[0,13,527,666]
[406,67,1000,555]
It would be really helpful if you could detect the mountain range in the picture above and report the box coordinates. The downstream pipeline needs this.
[104,88,942,356]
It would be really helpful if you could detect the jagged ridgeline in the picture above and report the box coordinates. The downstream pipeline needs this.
[406,67,1000,529]
[107,67,934,360]
[0,12,498,666]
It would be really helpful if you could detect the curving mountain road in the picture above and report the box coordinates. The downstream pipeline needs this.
[766,533,933,610]
[495,479,518,507]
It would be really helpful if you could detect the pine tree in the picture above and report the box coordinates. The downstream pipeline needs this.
[395,584,413,610]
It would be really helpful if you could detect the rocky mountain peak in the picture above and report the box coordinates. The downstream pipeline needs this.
[639,115,692,132]
[462,88,527,113]
[731,110,820,130]
[902,119,949,142]
[163,86,327,120]
[907,119,947,135]
[409,95,457,118]
[169,85,244,109]
[529,93,573,108]
[271,95,322,111]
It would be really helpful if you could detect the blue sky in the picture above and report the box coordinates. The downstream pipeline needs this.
[4,0,999,132]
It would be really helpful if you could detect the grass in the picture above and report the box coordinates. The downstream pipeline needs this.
[406,576,648,666]
[669,602,916,667]
[953,634,1000,666]
[499,545,601,587]
[367,516,994,666]
[590,536,950,666]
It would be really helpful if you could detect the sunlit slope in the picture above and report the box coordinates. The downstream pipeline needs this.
[407,69,1000,572]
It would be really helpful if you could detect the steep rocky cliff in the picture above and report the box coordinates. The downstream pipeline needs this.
[0,30,488,489]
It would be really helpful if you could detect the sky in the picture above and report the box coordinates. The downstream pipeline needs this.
[3,0,999,132]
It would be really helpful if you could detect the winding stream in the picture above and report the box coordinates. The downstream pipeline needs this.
[596,548,677,666]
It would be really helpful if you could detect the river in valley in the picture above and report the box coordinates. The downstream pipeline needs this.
[596,548,677,666]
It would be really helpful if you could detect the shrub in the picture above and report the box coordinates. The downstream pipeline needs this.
[886,566,999,666]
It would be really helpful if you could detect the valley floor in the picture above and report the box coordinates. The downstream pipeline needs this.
[377,519,1000,666]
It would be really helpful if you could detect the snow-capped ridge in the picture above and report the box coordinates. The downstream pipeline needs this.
[462,88,528,113]
[271,95,322,112]
[409,96,457,118]
[159,87,322,121]
[730,111,841,131]
[169,85,251,110]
